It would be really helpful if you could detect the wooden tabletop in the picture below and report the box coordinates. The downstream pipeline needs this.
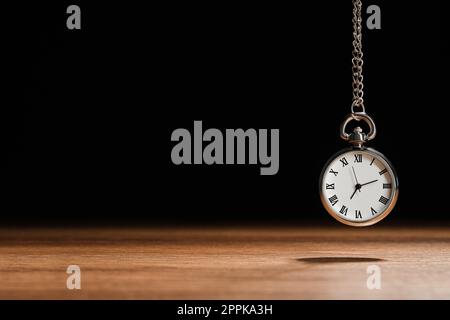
[0,225,449,299]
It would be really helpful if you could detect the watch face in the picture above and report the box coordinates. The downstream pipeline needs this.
[319,148,398,226]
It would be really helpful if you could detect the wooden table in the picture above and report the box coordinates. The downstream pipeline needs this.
[1,225,449,299]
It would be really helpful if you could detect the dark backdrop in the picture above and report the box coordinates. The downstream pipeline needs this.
[2,1,448,224]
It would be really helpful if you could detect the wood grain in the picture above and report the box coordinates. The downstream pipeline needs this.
[1,225,450,299]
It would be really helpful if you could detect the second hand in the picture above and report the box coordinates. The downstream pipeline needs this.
[352,166,361,193]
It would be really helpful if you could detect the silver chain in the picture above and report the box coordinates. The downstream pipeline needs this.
[351,0,365,114]
[341,0,377,142]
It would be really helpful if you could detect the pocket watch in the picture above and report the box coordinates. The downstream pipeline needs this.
[319,114,399,226]
[319,0,398,226]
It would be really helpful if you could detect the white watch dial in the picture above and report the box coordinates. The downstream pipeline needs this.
[320,149,398,226]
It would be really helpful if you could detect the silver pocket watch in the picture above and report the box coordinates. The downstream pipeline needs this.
[319,0,399,226]
[319,113,399,226]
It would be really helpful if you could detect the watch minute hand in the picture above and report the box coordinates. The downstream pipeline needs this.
[350,186,359,200]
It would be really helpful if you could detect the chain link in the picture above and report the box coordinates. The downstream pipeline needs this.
[351,0,365,113]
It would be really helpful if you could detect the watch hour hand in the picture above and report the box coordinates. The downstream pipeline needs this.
[360,179,378,187]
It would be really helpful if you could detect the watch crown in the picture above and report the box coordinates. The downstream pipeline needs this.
[348,127,367,148]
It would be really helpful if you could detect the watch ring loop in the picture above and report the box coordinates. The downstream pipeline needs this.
[340,113,377,141]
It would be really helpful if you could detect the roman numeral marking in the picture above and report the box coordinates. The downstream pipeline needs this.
[329,169,338,176]
[340,157,349,167]
[354,154,362,163]
[339,205,348,216]
[370,207,377,216]
[328,195,338,206]
[379,168,388,175]
[370,157,375,166]
[379,196,389,205]
[326,183,335,190]
[383,183,392,189]
[355,210,362,219]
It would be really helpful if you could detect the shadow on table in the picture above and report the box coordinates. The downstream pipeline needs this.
[297,257,385,264]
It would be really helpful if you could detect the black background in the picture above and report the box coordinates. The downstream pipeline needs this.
[2,1,448,225]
